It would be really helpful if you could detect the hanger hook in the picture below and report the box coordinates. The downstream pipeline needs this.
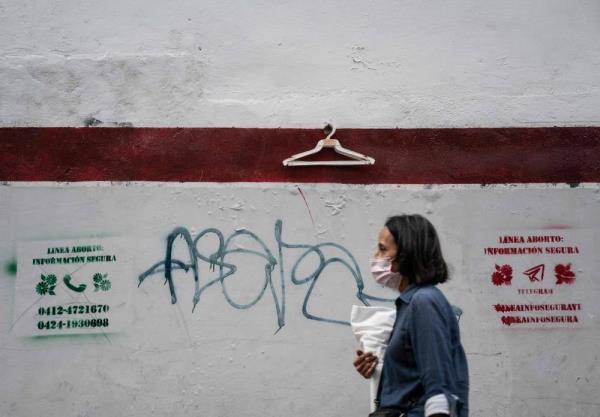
[324,123,336,139]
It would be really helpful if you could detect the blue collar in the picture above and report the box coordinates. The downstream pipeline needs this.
[395,284,420,307]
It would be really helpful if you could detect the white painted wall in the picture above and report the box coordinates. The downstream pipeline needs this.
[1,0,599,127]
[1,183,599,417]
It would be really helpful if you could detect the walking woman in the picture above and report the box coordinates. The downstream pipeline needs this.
[353,215,469,417]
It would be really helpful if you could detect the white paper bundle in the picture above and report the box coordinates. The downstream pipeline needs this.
[350,305,396,411]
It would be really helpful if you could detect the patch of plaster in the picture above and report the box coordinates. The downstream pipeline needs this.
[323,196,347,215]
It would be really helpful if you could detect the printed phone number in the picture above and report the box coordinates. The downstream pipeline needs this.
[38,304,110,316]
[37,318,110,330]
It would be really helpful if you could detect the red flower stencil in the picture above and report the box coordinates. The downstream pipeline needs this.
[555,263,576,285]
[491,264,513,286]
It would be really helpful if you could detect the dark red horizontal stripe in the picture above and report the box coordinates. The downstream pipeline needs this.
[1,127,599,183]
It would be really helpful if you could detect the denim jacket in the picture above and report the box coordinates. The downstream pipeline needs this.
[379,285,469,417]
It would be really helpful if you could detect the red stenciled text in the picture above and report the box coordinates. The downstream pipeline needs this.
[494,303,581,313]
[484,246,579,255]
[500,315,579,326]
[517,288,554,295]
[498,235,563,244]
[487,233,578,256]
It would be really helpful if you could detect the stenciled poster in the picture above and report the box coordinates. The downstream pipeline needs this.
[475,229,591,328]
[13,238,133,336]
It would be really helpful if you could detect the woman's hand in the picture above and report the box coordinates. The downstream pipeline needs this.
[353,350,378,378]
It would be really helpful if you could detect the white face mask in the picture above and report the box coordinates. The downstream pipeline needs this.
[370,257,402,289]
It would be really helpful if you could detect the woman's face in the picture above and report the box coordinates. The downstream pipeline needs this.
[375,227,399,272]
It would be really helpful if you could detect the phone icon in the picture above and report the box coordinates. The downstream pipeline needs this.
[63,275,87,293]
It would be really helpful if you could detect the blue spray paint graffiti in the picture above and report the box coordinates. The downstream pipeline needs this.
[138,220,392,330]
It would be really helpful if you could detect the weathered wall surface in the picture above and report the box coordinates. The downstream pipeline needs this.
[1,0,599,127]
[2,0,600,416]
[1,183,599,417]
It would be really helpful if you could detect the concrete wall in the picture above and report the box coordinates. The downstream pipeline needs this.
[1,0,599,127]
[1,183,599,417]
[2,1,600,416]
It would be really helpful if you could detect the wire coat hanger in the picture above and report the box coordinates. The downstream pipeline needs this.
[282,124,375,166]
